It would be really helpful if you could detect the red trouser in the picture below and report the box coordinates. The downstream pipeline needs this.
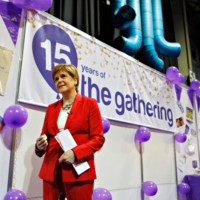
[43,179,94,200]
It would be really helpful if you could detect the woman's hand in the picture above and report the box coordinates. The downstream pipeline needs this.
[36,134,48,151]
[59,149,75,164]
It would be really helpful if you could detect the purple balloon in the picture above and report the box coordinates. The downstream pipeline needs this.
[142,181,158,196]
[178,183,190,195]
[30,0,53,11]
[166,66,179,82]
[195,87,200,97]
[172,73,184,85]
[4,189,27,200]
[92,188,112,200]
[3,105,28,129]
[190,79,200,91]
[12,0,32,9]
[135,127,151,142]
[174,133,187,143]
[102,117,110,134]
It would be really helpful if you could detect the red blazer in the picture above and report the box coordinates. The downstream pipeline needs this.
[35,94,105,182]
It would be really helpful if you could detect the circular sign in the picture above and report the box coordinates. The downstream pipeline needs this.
[32,24,78,92]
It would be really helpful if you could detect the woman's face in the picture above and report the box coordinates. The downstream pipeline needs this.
[54,70,77,94]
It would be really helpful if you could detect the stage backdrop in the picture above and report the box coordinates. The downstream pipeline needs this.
[18,11,176,132]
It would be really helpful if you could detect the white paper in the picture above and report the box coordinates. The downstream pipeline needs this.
[55,129,90,175]
[0,46,13,96]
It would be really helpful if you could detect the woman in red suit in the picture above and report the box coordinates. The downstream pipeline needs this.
[35,64,105,200]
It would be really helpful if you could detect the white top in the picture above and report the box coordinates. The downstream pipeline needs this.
[57,109,69,131]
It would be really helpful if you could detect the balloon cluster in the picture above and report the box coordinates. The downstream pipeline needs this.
[178,182,190,195]
[165,66,184,85]
[102,117,110,134]
[4,189,27,200]
[174,133,187,143]
[11,0,53,11]
[142,181,158,196]
[3,105,28,129]
[135,127,151,142]
[190,79,200,97]
[92,188,112,200]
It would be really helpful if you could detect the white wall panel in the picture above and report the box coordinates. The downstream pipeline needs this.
[95,122,142,190]
[142,130,176,184]
[13,107,45,199]
[0,14,23,199]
